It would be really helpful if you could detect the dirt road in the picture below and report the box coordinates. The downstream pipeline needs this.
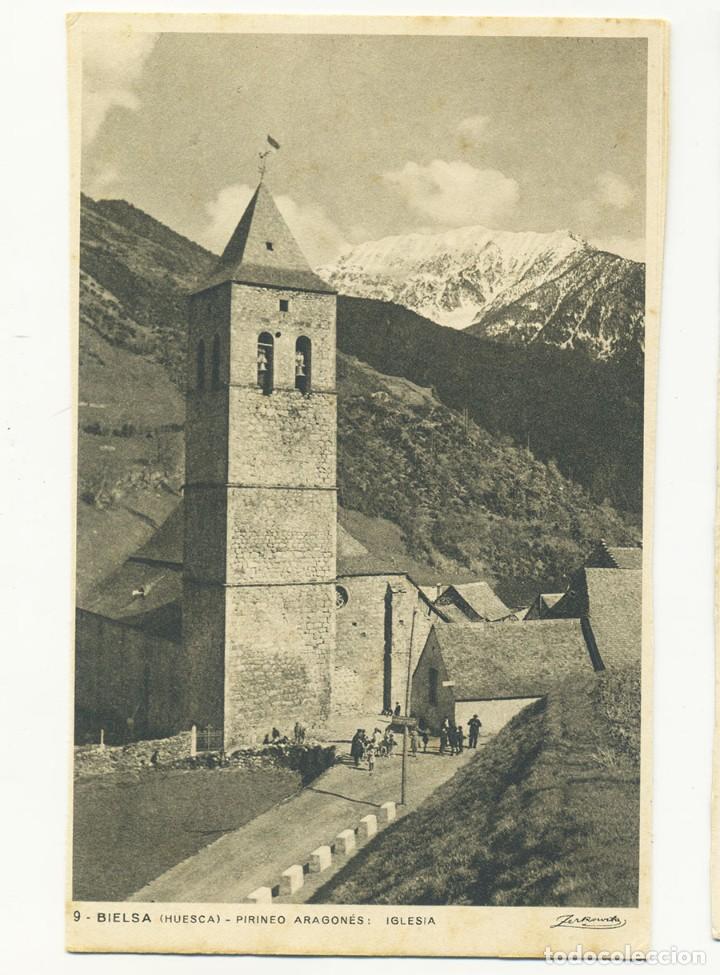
[129,742,484,903]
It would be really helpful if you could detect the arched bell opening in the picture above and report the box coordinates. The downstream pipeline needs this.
[295,335,312,394]
[257,331,274,394]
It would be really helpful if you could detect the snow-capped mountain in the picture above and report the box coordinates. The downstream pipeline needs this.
[321,225,644,361]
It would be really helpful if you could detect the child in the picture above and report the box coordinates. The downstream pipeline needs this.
[410,729,418,757]
[366,741,376,774]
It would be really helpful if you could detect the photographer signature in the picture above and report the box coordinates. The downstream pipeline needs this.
[550,914,627,930]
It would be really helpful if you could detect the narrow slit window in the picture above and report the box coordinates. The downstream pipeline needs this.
[295,335,312,394]
[211,334,221,390]
[429,667,438,705]
[279,299,289,313]
[265,241,274,251]
[257,331,274,394]
[196,338,205,392]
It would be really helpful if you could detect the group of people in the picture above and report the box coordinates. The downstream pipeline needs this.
[438,714,482,755]
[380,702,403,718]
[262,722,307,746]
[349,712,483,768]
[349,727,399,773]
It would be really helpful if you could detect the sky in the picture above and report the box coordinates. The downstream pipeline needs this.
[82,30,648,265]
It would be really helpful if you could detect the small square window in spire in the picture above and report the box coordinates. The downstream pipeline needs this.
[280,299,289,313]
[265,241,274,251]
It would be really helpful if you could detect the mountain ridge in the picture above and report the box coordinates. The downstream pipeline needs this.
[322,223,644,361]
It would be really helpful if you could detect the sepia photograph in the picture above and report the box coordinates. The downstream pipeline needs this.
[67,13,666,957]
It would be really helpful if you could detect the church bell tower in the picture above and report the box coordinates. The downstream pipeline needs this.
[183,182,337,746]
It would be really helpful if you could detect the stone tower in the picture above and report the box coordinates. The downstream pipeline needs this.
[183,182,337,746]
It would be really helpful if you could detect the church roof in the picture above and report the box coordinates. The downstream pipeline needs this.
[78,559,183,643]
[435,582,510,621]
[430,619,598,701]
[132,504,184,566]
[195,182,335,295]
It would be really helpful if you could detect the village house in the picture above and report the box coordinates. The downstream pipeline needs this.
[411,545,642,733]
[411,618,597,736]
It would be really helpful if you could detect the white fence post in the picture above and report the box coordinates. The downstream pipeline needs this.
[99,728,105,751]
[190,724,197,757]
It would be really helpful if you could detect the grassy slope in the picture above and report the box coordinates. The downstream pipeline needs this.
[312,667,640,907]
[73,766,301,900]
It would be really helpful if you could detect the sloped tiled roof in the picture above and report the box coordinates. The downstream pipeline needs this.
[432,619,597,700]
[436,582,510,621]
[132,503,183,565]
[585,540,642,571]
[584,568,642,668]
[195,182,335,295]
[438,602,476,623]
[524,592,565,620]
[547,566,642,669]
[79,559,182,627]
[605,547,643,570]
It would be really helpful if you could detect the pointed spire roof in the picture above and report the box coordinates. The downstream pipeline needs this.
[195,182,335,294]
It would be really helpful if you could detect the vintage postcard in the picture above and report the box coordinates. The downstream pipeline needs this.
[67,12,667,957]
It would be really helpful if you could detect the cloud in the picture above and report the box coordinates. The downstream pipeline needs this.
[84,164,121,199]
[202,183,348,266]
[589,236,645,263]
[594,172,634,210]
[457,114,491,148]
[82,31,159,145]
[382,159,519,228]
[577,172,635,226]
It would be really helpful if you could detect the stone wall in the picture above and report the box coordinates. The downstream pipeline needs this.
[226,488,335,585]
[183,487,227,582]
[224,583,335,746]
[74,731,193,776]
[75,610,183,743]
[333,574,440,717]
[181,583,226,733]
[455,698,540,738]
[334,575,391,715]
[227,388,335,487]
[388,584,437,712]
[186,285,231,484]
[411,628,456,732]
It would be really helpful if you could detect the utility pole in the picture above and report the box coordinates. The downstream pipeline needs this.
[400,607,418,806]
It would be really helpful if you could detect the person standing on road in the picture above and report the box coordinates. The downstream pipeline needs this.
[468,714,482,748]
[439,724,448,755]
[456,723,465,753]
[366,741,376,774]
[350,729,364,768]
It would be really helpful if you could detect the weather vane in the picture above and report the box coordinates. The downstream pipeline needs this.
[258,134,281,182]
